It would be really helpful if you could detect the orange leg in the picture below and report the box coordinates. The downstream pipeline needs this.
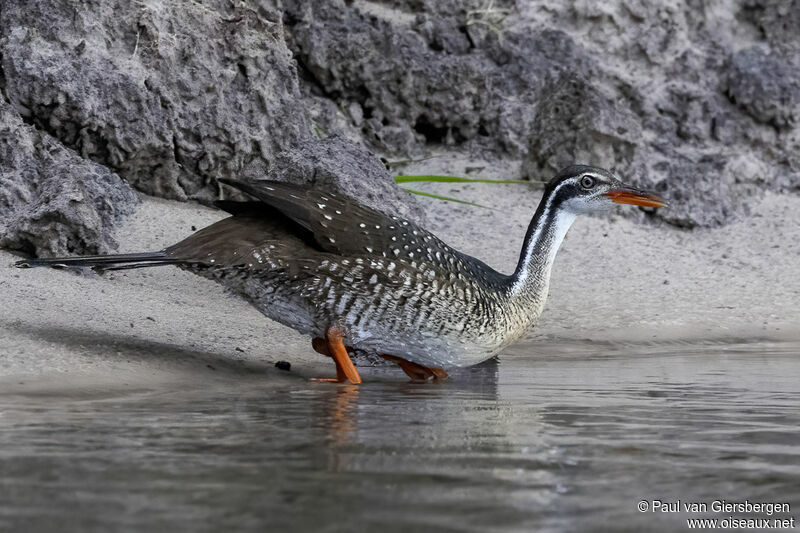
[381,354,448,382]
[311,337,345,382]
[312,337,354,357]
[310,328,362,384]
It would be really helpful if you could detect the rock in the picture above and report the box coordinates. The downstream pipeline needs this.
[0,101,138,257]
[647,153,761,229]
[726,47,799,130]
[283,0,800,228]
[523,73,641,178]
[0,0,309,204]
[284,1,587,158]
[0,0,423,256]
[1,0,799,241]
[738,0,800,54]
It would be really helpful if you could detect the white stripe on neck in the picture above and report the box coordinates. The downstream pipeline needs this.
[510,180,577,295]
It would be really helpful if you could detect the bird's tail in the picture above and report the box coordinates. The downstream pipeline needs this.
[14,251,179,272]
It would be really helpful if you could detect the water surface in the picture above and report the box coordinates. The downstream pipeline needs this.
[1,341,798,532]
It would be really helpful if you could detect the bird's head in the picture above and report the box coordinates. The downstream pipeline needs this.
[543,165,666,215]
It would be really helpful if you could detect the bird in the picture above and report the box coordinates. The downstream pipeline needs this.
[14,165,665,384]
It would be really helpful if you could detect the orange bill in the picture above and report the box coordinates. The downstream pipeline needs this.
[604,187,667,208]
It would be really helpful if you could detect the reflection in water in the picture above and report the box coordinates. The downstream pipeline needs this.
[319,359,501,473]
[326,385,359,450]
[1,343,798,532]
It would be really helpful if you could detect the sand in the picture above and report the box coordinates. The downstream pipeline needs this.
[2,159,799,391]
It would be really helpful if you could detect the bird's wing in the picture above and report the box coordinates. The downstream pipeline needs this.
[217,178,506,285]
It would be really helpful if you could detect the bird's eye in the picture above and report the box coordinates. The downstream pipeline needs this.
[580,175,596,189]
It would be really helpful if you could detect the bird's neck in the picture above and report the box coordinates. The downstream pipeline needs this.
[507,201,576,305]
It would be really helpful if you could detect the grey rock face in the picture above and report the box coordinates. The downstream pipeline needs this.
[0,102,138,256]
[284,1,586,158]
[726,47,799,130]
[284,0,800,228]
[1,0,309,204]
[0,0,420,256]
[524,73,641,178]
[1,0,799,259]
[740,0,800,54]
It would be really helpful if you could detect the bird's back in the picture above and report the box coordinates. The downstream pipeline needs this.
[159,179,515,366]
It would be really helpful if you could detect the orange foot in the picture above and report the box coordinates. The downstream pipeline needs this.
[309,328,362,384]
[381,354,448,382]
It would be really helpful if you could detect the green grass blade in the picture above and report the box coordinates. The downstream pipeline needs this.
[401,188,491,209]
[393,175,531,185]
[384,156,436,168]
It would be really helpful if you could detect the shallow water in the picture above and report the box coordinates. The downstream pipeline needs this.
[1,341,799,532]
